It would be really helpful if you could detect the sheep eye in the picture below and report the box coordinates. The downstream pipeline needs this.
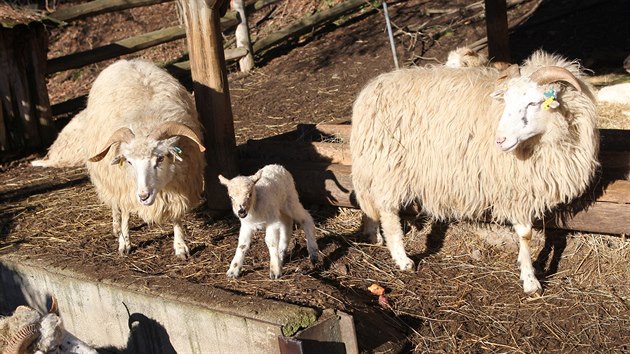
[127,160,132,166]
[156,155,165,164]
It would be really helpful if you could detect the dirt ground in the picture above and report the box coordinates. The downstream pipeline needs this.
[2,0,630,352]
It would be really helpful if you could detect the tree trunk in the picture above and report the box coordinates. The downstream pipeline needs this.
[177,0,237,211]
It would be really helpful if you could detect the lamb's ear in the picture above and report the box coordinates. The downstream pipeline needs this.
[89,127,135,162]
[251,169,263,183]
[218,175,229,186]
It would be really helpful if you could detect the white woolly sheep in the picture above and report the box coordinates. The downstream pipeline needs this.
[218,164,319,279]
[0,298,97,354]
[350,50,599,295]
[32,59,206,260]
[445,46,489,68]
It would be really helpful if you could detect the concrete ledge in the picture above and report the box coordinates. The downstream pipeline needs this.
[0,255,322,353]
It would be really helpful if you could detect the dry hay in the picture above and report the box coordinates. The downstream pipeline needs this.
[1,161,629,352]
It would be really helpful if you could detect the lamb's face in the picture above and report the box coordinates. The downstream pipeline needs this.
[117,137,179,206]
[219,175,256,219]
[493,78,551,152]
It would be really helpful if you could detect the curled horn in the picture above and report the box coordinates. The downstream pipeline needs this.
[48,296,58,315]
[529,66,582,92]
[5,323,40,354]
[148,122,206,152]
[89,127,135,162]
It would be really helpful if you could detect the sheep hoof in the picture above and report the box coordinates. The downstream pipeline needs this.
[397,257,415,271]
[522,277,543,296]
[269,271,282,280]
[309,253,318,265]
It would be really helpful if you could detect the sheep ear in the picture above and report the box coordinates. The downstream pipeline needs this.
[89,127,135,162]
[110,155,126,166]
[218,175,229,185]
[490,89,505,100]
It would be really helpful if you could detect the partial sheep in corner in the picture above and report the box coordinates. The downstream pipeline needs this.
[32,59,206,260]
[0,298,97,354]
[218,164,319,279]
[350,50,599,295]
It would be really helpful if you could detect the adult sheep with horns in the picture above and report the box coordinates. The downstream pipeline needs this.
[33,59,206,259]
[350,50,599,295]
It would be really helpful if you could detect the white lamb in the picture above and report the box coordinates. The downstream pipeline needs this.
[32,59,206,260]
[351,50,599,295]
[218,164,319,279]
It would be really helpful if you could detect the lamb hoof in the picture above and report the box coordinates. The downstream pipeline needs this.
[269,270,282,280]
[118,245,131,257]
[226,267,241,278]
[309,253,318,265]
[174,243,190,260]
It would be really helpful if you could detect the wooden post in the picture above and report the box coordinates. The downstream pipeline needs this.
[177,0,237,211]
[0,22,55,155]
[484,0,510,62]
[232,0,254,72]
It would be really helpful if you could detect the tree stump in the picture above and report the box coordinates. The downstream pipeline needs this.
[0,21,54,157]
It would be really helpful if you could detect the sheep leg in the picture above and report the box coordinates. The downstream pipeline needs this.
[362,214,383,245]
[380,209,415,271]
[514,223,542,295]
[173,222,190,260]
[226,225,254,278]
[112,207,131,256]
[265,223,283,279]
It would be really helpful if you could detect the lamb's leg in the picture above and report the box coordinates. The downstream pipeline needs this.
[227,225,254,278]
[265,223,283,279]
[173,221,190,260]
[296,212,319,265]
[514,223,542,295]
[278,214,292,265]
[113,207,131,256]
[380,209,414,271]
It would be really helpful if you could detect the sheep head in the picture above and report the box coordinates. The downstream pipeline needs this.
[89,122,205,206]
[492,65,582,152]
[218,169,263,219]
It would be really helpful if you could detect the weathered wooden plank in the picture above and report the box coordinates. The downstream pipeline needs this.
[252,0,380,54]
[47,25,186,74]
[245,140,352,165]
[543,201,630,235]
[49,0,173,22]
[46,17,239,74]
[178,0,237,211]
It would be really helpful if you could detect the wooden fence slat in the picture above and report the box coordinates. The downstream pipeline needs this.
[252,0,380,54]
[49,0,173,22]
[46,16,239,74]
[47,25,186,74]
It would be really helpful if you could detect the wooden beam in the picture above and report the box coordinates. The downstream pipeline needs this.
[47,16,239,74]
[484,0,510,62]
[178,0,237,211]
[49,0,173,22]
[252,0,380,54]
